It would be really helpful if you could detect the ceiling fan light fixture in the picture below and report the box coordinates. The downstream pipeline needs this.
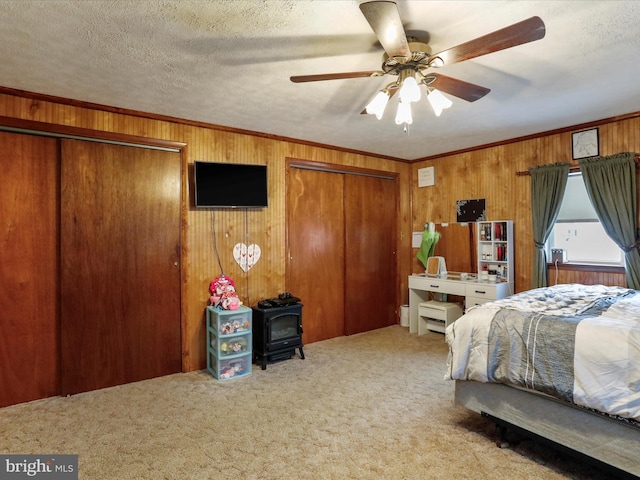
[395,100,413,125]
[365,90,390,119]
[427,88,453,117]
[293,3,546,131]
[399,75,421,103]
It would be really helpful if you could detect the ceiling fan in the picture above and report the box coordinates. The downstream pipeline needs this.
[290,1,546,125]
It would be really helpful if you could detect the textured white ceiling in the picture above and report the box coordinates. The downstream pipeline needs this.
[0,1,639,160]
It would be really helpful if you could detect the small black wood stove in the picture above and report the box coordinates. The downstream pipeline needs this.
[252,303,304,370]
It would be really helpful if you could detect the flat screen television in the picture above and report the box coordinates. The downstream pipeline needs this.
[194,161,268,208]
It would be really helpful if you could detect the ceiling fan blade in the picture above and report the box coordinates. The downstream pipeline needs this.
[290,71,381,83]
[359,1,411,59]
[432,16,546,66]
[426,74,490,102]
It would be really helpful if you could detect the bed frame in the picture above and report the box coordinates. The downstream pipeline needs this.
[455,380,640,478]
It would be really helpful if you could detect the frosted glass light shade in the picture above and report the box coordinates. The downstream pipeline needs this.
[365,91,390,120]
[395,101,413,125]
[399,76,421,103]
[427,88,453,117]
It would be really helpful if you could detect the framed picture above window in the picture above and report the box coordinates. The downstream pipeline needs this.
[572,128,599,160]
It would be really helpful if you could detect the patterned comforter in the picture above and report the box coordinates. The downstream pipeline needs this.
[445,284,640,421]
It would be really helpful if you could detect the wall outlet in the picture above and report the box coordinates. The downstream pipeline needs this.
[551,248,567,264]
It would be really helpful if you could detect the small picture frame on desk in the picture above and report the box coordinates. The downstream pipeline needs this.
[426,256,447,276]
[572,128,599,160]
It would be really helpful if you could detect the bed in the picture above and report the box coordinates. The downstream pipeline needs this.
[445,284,640,477]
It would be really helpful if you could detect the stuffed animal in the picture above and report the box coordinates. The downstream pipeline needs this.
[219,361,244,379]
[209,274,242,310]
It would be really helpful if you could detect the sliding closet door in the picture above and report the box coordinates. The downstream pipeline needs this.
[344,174,397,335]
[287,168,346,344]
[287,163,398,343]
[0,132,59,407]
[60,140,181,395]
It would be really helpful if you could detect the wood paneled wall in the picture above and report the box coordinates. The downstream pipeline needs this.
[0,92,412,372]
[546,266,626,287]
[2,89,637,373]
[411,116,640,293]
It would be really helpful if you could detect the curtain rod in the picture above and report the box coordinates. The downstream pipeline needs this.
[515,154,640,176]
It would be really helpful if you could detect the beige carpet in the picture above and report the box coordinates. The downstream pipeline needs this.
[0,326,621,479]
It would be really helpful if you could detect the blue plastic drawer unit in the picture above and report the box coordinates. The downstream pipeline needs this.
[206,305,252,380]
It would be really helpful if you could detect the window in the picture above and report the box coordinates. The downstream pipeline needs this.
[546,173,623,265]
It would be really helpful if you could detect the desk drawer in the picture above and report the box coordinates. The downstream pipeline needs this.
[466,296,491,309]
[465,283,499,302]
[423,279,466,296]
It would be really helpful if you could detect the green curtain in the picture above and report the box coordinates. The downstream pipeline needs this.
[529,163,569,288]
[579,153,640,289]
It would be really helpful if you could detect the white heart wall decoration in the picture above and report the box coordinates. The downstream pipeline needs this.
[233,243,261,273]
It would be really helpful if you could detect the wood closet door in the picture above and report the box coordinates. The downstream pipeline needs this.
[0,132,59,407]
[344,174,397,335]
[287,168,345,344]
[287,166,398,343]
[60,140,181,395]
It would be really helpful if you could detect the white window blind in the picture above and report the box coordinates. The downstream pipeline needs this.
[555,174,599,222]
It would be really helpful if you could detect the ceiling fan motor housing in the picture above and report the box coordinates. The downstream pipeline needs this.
[382,40,434,76]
